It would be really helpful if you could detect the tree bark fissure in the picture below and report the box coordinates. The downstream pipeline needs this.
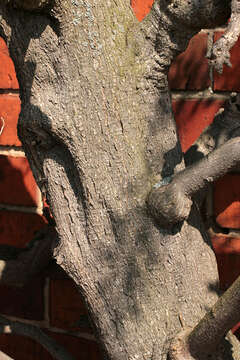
[0,1,239,360]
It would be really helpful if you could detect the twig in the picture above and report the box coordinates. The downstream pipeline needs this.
[0,315,75,360]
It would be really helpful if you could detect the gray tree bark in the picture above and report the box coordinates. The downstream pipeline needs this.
[0,1,239,359]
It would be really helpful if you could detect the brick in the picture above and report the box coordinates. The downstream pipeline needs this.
[213,31,240,91]
[0,276,44,320]
[0,211,47,247]
[47,332,103,360]
[0,211,46,320]
[131,0,154,21]
[169,33,210,90]
[0,94,21,146]
[50,279,92,332]
[211,235,240,290]
[0,334,44,360]
[0,38,19,89]
[0,334,39,360]
[0,332,102,360]
[0,155,41,207]
[214,174,240,229]
[0,38,9,56]
[173,99,224,152]
[233,325,240,341]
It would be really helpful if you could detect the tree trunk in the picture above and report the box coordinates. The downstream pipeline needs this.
[0,1,238,359]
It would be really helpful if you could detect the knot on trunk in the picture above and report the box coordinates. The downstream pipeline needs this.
[147,181,192,228]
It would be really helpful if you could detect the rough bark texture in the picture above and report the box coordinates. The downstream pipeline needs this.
[168,274,240,360]
[210,0,240,73]
[0,1,239,359]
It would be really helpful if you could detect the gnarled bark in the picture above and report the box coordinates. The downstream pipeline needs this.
[0,1,239,360]
[210,0,240,73]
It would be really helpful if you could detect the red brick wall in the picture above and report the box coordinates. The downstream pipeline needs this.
[0,1,240,358]
[169,32,240,296]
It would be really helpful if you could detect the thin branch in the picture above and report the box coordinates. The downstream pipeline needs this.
[209,0,240,73]
[185,93,240,167]
[0,315,75,360]
[168,275,240,359]
[147,137,240,227]
[0,226,56,287]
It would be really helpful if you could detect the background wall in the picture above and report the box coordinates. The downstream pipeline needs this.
[0,1,239,358]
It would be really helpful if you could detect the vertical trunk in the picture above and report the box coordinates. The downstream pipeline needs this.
[0,1,237,359]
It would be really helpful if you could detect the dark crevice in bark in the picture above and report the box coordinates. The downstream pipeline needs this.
[46,12,61,37]
[161,142,183,179]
